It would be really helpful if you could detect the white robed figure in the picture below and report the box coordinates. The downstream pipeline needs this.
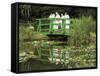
[64,13,70,29]
[61,13,70,29]
[49,13,58,30]
[49,13,55,18]
[49,13,57,30]
[53,12,61,30]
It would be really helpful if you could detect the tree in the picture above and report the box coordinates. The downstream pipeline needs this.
[20,5,31,23]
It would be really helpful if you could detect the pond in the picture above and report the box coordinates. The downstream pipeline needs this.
[19,40,96,72]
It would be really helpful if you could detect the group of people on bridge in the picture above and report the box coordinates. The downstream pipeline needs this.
[48,12,70,29]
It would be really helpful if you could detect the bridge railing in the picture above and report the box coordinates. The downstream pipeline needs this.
[36,18,70,35]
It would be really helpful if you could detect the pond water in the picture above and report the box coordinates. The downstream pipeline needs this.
[19,41,96,72]
[19,59,69,72]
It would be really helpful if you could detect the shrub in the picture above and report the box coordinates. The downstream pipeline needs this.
[68,16,96,46]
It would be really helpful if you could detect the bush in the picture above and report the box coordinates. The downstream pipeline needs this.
[19,24,49,54]
[19,25,48,41]
[68,16,96,46]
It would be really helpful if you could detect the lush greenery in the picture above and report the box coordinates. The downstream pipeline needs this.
[19,4,96,23]
[19,16,96,68]
[68,16,96,47]
[19,4,96,71]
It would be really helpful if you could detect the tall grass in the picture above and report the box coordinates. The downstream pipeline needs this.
[68,16,96,47]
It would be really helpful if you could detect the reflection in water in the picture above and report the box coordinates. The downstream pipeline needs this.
[48,47,69,65]
[19,41,96,72]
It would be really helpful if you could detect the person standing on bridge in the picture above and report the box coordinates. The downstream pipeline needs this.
[49,12,57,31]
[55,12,62,29]
[64,12,70,29]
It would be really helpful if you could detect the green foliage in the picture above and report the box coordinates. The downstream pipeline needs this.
[19,14,96,70]
[19,4,96,23]
[19,25,48,41]
[19,25,33,41]
[67,45,96,68]
[19,24,49,60]
[19,5,31,22]
[68,16,96,46]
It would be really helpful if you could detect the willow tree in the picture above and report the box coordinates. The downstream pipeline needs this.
[20,5,31,23]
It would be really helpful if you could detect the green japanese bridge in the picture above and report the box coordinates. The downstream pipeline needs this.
[36,18,70,35]
[19,18,71,66]
[33,18,71,65]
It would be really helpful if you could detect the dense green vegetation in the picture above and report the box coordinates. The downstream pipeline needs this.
[19,4,96,23]
[19,16,96,69]
[68,16,96,47]
[19,4,96,71]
